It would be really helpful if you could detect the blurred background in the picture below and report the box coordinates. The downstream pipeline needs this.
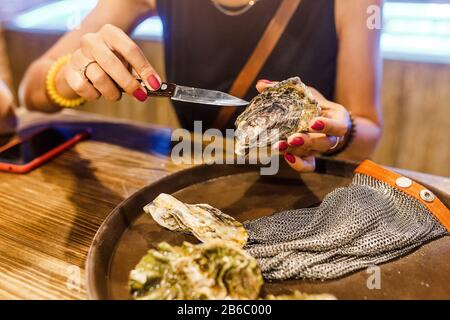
[0,0,449,176]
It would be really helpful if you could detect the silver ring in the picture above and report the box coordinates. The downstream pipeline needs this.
[80,60,96,80]
[329,136,341,151]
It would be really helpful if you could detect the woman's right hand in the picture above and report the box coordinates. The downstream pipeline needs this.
[60,24,161,104]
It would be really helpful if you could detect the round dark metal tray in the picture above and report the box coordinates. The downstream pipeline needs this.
[86,159,450,300]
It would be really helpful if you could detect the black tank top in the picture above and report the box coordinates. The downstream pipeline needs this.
[156,0,338,131]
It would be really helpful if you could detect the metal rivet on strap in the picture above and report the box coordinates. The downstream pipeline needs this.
[420,189,436,203]
[396,177,413,188]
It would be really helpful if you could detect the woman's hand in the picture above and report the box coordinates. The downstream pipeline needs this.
[60,24,161,105]
[256,79,351,173]
[0,80,17,135]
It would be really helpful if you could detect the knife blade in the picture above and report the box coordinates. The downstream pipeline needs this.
[144,82,249,107]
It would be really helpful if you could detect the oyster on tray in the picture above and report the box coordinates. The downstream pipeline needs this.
[144,193,248,247]
[235,77,321,155]
[129,241,263,300]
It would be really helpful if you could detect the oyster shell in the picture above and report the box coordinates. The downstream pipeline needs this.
[129,241,263,300]
[144,193,248,247]
[235,77,321,155]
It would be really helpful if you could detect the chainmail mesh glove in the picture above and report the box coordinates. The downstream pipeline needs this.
[244,161,449,280]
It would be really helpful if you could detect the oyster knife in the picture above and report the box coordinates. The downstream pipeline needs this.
[145,82,249,107]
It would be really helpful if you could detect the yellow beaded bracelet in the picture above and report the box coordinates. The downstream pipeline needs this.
[45,54,86,108]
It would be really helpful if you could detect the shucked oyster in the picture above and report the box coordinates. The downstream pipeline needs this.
[235,77,321,155]
[144,193,248,247]
[129,241,263,300]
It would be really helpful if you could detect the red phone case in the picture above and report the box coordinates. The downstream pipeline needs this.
[0,129,90,174]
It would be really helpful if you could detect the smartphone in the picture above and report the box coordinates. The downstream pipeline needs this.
[0,127,90,174]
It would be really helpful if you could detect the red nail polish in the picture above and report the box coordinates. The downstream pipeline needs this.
[290,137,304,147]
[278,141,288,151]
[133,88,147,102]
[258,79,272,84]
[312,120,325,131]
[284,153,296,164]
[148,74,161,90]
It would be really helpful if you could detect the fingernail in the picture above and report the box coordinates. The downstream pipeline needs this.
[133,88,147,102]
[148,74,161,90]
[258,79,272,84]
[290,137,304,147]
[311,120,325,131]
[284,153,296,164]
[277,141,288,151]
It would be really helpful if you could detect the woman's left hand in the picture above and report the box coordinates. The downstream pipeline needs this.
[256,79,351,173]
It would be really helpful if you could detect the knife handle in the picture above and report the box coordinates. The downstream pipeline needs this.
[148,82,176,97]
[136,79,176,98]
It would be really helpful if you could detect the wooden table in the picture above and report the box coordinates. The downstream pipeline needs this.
[0,110,449,300]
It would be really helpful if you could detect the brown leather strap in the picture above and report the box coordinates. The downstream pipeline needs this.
[355,160,450,233]
[211,0,302,129]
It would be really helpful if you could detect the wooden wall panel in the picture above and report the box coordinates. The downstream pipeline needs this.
[4,30,449,176]
[373,61,450,177]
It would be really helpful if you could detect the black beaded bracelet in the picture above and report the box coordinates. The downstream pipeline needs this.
[323,114,356,157]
